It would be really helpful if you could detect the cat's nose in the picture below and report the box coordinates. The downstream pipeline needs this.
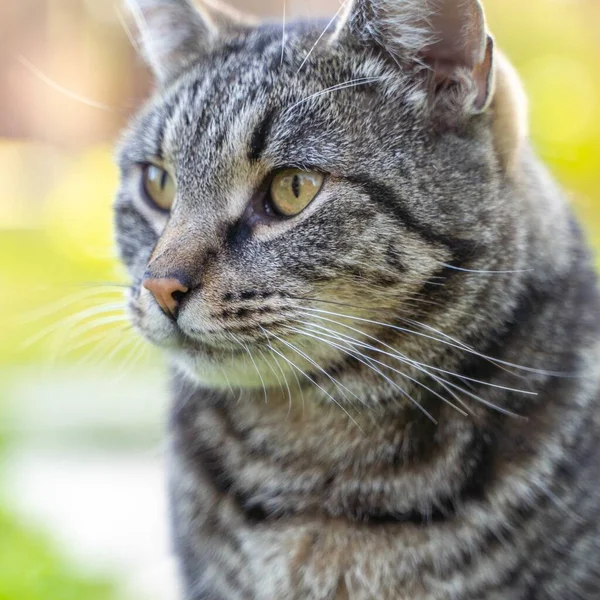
[143,277,190,318]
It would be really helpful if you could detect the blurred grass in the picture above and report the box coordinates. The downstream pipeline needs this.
[0,509,115,600]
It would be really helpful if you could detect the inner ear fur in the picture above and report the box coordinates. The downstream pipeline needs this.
[334,0,528,171]
[126,0,255,83]
[335,0,495,113]
[200,0,258,29]
[489,51,529,173]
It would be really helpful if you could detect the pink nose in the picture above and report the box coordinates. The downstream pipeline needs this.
[143,277,189,317]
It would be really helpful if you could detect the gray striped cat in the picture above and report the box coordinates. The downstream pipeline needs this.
[115,0,600,597]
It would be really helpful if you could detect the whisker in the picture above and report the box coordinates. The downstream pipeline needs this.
[292,319,473,413]
[287,325,438,423]
[287,76,385,111]
[61,324,132,359]
[399,316,529,380]
[111,338,149,382]
[297,310,536,397]
[126,0,164,80]
[256,346,286,397]
[22,304,126,349]
[296,0,348,73]
[298,305,562,378]
[280,0,287,66]
[71,317,132,361]
[20,288,125,324]
[439,263,534,275]
[288,321,469,417]
[115,4,141,53]
[17,55,116,111]
[75,327,136,371]
[287,291,443,313]
[265,328,367,408]
[235,335,268,404]
[291,316,524,418]
[298,305,462,352]
[262,330,293,412]
[46,314,129,365]
[264,336,365,433]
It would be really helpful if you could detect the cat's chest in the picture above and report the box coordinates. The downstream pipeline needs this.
[174,496,448,600]
[169,450,506,600]
[168,403,495,598]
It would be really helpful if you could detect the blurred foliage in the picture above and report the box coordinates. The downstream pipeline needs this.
[0,145,136,368]
[485,0,600,254]
[0,508,115,600]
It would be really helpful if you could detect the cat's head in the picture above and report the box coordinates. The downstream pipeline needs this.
[115,0,528,396]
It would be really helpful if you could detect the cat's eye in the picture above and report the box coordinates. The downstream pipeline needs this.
[269,169,324,217]
[142,164,175,211]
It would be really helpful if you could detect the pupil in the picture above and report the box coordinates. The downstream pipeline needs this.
[160,171,168,190]
[291,174,301,199]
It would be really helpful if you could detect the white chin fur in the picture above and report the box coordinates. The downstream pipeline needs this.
[168,349,280,391]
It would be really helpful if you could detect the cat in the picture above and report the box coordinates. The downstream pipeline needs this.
[114,0,600,598]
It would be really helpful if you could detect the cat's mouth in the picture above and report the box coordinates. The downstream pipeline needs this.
[128,289,286,358]
[177,330,255,358]
[127,285,360,390]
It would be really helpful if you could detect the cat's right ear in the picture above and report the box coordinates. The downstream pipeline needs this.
[334,0,528,170]
[334,0,493,115]
[125,0,254,83]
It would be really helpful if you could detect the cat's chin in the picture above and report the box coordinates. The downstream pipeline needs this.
[168,345,278,391]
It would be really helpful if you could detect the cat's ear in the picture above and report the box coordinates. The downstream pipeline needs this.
[126,0,254,83]
[335,0,494,114]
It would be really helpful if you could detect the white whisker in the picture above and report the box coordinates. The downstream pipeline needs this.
[256,346,285,396]
[293,318,470,408]
[289,309,526,418]
[265,338,365,433]
[288,321,469,418]
[126,0,163,77]
[17,55,115,111]
[115,3,142,53]
[296,0,348,74]
[280,0,287,66]
[265,328,366,408]
[299,305,559,378]
[439,263,534,275]
[263,330,293,412]
[22,304,127,349]
[287,325,438,423]
[75,327,136,371]
[287,77,385,111]
[20,288,125,324]
[236,335,268,404]
[297,310,536,397]
[111,338,148,382]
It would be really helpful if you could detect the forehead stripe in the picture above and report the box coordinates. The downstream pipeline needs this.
[248,108,276,162]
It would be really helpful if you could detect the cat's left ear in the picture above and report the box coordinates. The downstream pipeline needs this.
[335,0,494,115]
[126,0,255,83]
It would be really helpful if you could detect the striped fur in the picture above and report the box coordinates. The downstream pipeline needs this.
[115,1,600,598]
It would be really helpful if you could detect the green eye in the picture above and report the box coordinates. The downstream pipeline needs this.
[142,164,175,211]
[269,169,324,217]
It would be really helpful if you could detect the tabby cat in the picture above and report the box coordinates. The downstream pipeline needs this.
[115,0,600,597]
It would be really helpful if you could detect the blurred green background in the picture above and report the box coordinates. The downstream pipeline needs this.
[0,0,599,598]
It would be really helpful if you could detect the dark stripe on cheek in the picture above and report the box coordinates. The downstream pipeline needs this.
[385,242,407,274]
[346,176,480,266]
